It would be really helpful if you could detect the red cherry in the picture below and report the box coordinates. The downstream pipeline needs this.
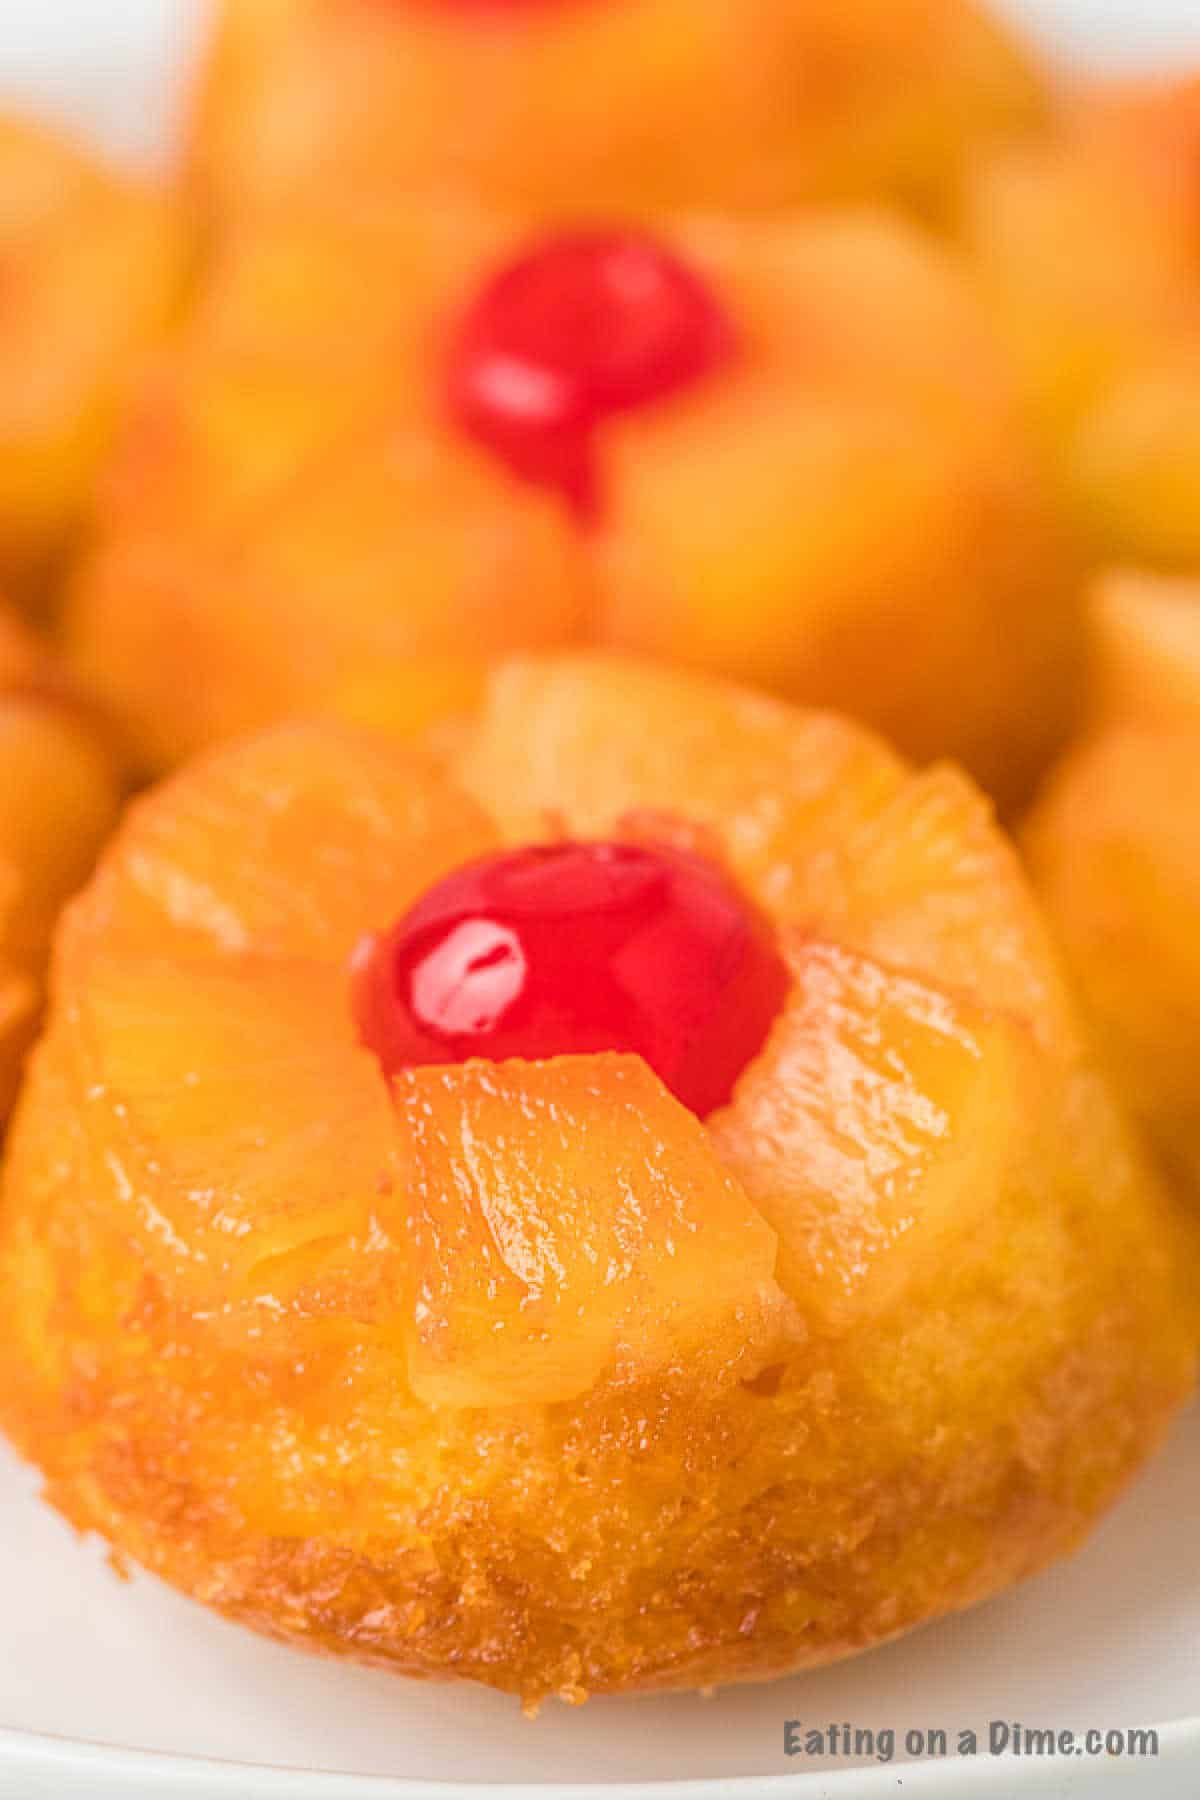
[446,231,738,517]
[353,840,787,1116]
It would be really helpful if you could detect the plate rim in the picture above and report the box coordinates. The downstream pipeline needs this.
[1,1716,1198,1796]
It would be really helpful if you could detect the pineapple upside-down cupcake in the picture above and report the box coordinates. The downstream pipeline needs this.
[0,654,1191,1706]
[189,0,1047,229]
[67,204,1079,804]
[1024,571,1200,1219]
[0,607,122,1123]
[0,115,186,597]
[969,74,1200,571]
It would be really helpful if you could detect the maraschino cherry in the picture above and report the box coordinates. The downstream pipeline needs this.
[447,231,738,517]
[353,840,787,1117]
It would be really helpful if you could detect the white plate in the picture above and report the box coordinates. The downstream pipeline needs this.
[0,4,1199,1796]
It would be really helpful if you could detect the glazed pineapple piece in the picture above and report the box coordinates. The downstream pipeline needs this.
[1024,572,1200,1211]
[969,75,1200,569]
[0,655,1190,1706]
[67,205,1078,804]
[190,0,1047,228]
[0,607,122,1122]
[0,116,186,596]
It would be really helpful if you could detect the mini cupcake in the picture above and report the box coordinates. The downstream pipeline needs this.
[1,655,1189,1706]
[1024,570,1200,1217]
[0,607,122,1121]
[190,0,1047,227]
[68,207,1078,803]
[0,116,186,595]
[969,75,1200,570]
